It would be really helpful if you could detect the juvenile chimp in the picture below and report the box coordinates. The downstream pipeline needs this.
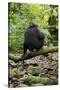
[23,22,45,54]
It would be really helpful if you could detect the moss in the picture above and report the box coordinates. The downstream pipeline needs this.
[9,68,20,78]
[27,66,48,76]
[23,76,58,86]
[23,76,40,86]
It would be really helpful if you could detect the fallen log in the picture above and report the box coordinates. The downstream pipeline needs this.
[8,46,58,62]
[23,76,58,85]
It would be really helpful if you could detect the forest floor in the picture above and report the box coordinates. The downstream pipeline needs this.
[8,52,58,87]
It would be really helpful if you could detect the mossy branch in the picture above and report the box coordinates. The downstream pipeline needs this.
[23,76,58,85]
[9,46,58,62]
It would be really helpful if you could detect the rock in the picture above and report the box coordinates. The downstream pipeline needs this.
[13,81,20,87]
[18,84,28,87]
[31,83,43,86]
[11,77,20,83]
[9,83,14,88]
[17,61,22,66]
[47,53,52,59]
[51,53,58,61]
[8,60,16,67]
[50,76,57,80]
[52,55,58,61]
[48,70,54,75]
[40,55,46,61]
[23,74,28,78]
[9,77,20,87]
[24,59,38,66]
[51,61,58,66]
[19,66,24,71]
[8,52,58,87]
[20,70,28,77]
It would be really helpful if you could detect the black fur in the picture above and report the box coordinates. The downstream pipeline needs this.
[24,22,45,54]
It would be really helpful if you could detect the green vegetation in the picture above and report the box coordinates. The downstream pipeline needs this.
[8,68,20,78]
[23,76,57,86]
[8,3,58,52]
[27,66,48,76]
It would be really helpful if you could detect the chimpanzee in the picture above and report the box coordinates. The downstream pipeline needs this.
[23,22,45,54]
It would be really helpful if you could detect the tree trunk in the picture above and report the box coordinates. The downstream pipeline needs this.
[8,46,58,62]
